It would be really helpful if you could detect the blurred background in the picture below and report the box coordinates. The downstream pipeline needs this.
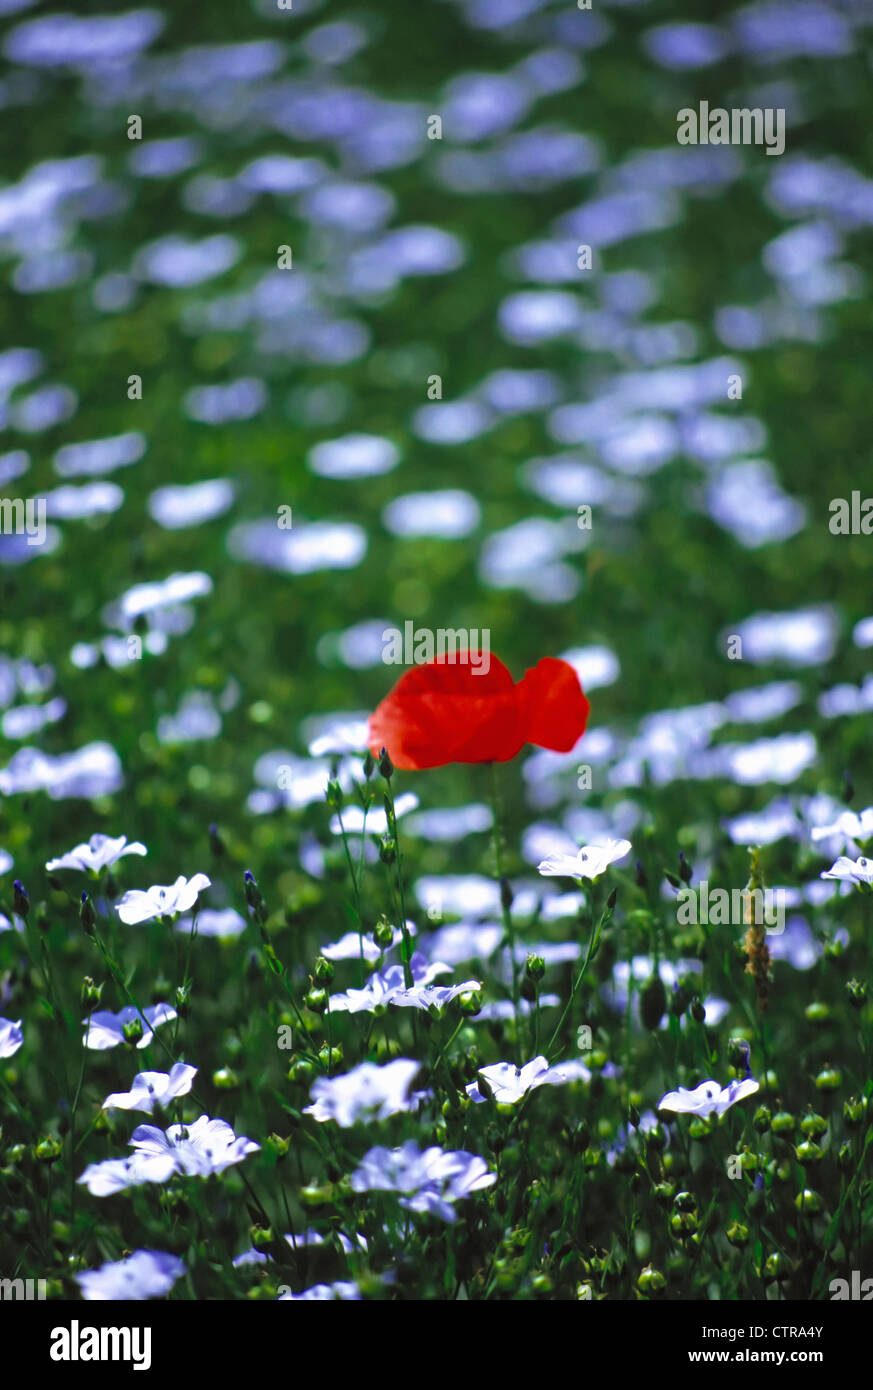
[1,0,872,912]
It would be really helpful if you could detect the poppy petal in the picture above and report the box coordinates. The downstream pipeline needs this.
[368,652,590,769]
[368,653,524,770]
[515,657,590,753]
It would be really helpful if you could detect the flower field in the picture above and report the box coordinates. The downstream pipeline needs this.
[0,0,871,1331]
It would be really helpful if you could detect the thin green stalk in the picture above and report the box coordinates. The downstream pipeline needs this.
[547,887,613,1060]
[488,762,518,1013]
[382,775,414,988]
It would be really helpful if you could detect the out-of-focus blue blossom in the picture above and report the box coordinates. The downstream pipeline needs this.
[11,383,77,432]
[184,378,267,425]
[4,10,164,68]
[54,431,146,478]
[811,807,873,848]
[102,571,212,632]
[349,1140,495,1222]
[382,490,480,539]
[175,908,246,939]
[148,479,235,529]
[44,482,123,519]
[412,399,494,445]
[723,606,838,667]
[156,692,221,746]
[852,617,873,649]
[278,1280,361,1301]
[0,742,122,798]
[733,2,852,63]
[419,923,503,965]
[134,233,240,288]
[304,1059,423,1127]
[2,698,66,740]
[308,433,399,480]
[414,874,500,919]
[302,180,395,233]
[0,448,29,484]
[302,19,368,65]
[479,516,585,603]
[320,925,412,963]
[129,137,202,179]
[76,1250,185,1301]
[404,803,492,842]
[643,22,731,69]
[768,916,821,971]
[228,519,367,575]
[476,994,559,1021]
[706,460,806,548]
[724,682,803,725]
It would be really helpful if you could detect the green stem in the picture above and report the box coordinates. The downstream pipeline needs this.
[336,807,366,986]
[383,777,413,988]
[488,762,518,1013]
[547,886,612,1059]
[430,1018,464,1081]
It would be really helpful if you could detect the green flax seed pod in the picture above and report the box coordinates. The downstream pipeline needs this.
[637,1264,666,1295]
[726,1221,749,1248]
[800,1109,827,1139]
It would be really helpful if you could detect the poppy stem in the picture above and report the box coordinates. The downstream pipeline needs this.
[488,762,520,1019]
[383,777,414,989]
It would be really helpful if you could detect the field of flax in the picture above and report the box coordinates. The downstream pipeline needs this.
[0,0,872,1311]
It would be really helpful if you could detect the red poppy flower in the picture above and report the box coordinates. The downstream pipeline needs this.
[368,652,590,771]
